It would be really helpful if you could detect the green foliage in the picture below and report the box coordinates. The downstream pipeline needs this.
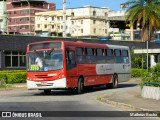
[140,68,160,87]
[131,68,147,78]
[131,46,148,69]
[125,0,160,41]
[0,70,26,84]
[154,62,160,73]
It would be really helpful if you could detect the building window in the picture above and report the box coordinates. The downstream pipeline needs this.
[20,25,29,30]
[81,20,83,24]
[52,16,54,20]
[45,17,48,20]
[105,12,107,16]
[5,51,26,68]
[61,25,63,29]
[105,29,107,34]
[72,21,74,25]
[57,17,60,21]
[37,24,40,28]
[30,10,35,14]
[52,25,54,29]
[81,29,83,33]
[93,20,96,24]
[14,11,17,14]
[14,26,17,30]
[31,18,34,22]
[71,12,74,16]
[93,11,96,16]
[94,28,96,33]
[44,24,47,28]
[20,10,29,14]
[20,17,29,22]
[14,18,17,23]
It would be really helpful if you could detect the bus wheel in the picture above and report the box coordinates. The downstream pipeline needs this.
[112,75,118,88]
[106,75,118,89]
[44,90,51,95]
[77,78,84,94]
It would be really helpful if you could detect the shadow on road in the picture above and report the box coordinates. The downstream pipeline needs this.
[33,83,138,96]
[118,83,137,88]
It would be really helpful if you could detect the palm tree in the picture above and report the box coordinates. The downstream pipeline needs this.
[125,0,160,41]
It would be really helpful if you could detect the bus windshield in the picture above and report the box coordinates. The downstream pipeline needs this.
[27,50,63,71]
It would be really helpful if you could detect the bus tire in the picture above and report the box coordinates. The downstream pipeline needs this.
[112,75,118,88]
[106,75,118,89]
[77,78,84,94]
[44,90,51,95]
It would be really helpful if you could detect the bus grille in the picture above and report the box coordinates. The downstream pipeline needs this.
[35,75,51,78]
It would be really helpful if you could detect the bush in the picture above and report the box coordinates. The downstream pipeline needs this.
[131,68,147,78]
[140,69,160,87]
[0,70,26,84]
[154,62,160,73]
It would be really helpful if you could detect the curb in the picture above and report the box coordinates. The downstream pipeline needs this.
[98,96,151,111]
[5,84,27,88]
[11,85,27,88]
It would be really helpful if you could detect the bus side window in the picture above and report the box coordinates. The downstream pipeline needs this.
[85,48,96,64]
[76,47,85,63]
[122,50,129,63]
[115,49,123,63]
[106,49,115,63]
[66,50,76,69]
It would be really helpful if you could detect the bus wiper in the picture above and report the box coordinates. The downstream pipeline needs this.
[48,48,55,55]
[45,48,55,58]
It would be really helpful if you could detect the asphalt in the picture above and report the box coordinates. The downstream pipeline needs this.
[3,78,160,112]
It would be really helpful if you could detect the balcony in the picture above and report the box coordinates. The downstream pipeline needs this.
[71,15,108,20]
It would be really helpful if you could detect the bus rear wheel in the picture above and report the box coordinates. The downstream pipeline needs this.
[44,90,51,95]
[112,75,118,88]
[106,75,118,89]
[77,78,84,94]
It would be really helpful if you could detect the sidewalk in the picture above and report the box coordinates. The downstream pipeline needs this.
[99,78,160,111]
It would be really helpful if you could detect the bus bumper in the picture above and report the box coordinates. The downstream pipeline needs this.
[27,78,67,90]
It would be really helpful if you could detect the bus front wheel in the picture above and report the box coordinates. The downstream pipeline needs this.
[77,78,84,94]
[44,90,51,95]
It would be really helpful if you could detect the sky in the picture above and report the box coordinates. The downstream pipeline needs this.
[50,0,128,10]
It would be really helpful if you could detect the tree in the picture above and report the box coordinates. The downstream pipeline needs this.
[125,0,160,41]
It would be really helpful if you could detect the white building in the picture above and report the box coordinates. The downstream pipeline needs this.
[0,0,6,33]
[35,6,109,37]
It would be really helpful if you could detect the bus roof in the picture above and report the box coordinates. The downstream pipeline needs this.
[27,40,129,49]
[107,44,129,49]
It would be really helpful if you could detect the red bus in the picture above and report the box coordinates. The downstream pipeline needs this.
[26,40,131,94]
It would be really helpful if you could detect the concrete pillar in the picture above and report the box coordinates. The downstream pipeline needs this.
[150,55,156,67]
[130,21,134,41]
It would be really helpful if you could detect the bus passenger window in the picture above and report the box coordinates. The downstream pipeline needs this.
[105,49,115,63]
[66,51,76,69]
[115,49,123,63]
[122,50,129,63]
[85,48,96,63]
[76,47,85,63]
[96,49,105,64]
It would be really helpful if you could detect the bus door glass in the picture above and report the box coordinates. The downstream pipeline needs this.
[122,50,130,81]
[66,49,76,70]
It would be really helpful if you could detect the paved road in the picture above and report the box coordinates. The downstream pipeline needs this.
[0,83,157,120]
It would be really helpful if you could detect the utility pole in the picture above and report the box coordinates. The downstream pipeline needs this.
[63,0,66,37]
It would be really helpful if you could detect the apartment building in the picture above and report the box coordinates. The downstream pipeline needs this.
[0,0,6,33]
[6,0,56,35]
[35,5,109,37]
